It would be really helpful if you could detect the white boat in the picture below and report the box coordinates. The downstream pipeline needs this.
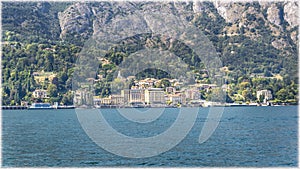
[28,103,54,109]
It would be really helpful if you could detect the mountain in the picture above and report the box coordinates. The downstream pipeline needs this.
[1,1,298,105]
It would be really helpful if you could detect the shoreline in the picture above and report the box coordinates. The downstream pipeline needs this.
[2,103,298,110]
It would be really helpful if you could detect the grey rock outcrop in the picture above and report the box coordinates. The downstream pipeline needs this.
[58,3,93,39]
[284,1,298,28]
[266,4,281,27]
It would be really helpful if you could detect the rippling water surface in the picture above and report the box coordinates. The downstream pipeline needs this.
[2,106,298,167]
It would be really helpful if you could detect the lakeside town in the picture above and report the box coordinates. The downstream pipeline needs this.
[3,68,298,110]
[74,76,276,109]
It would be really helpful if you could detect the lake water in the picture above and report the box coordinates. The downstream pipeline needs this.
[2,106,298,167]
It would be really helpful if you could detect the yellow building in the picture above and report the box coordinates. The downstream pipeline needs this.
[111,95,124,105]
[121,89,130,104]
[33,71,57,84]
[99,95,124,105]
[93,96,101,106]
[101,98,111,105]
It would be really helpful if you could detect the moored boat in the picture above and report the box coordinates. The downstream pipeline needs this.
[57,105,75,109]
[28,103,54,109]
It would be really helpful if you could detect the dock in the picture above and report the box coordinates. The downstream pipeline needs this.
[2,106,28,110]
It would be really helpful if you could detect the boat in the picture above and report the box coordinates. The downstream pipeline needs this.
[226,103,257,107]
[28,103,54,109]
[57,105,75,109]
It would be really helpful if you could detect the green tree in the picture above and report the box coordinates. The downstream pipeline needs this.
[47,83,58,97]
[206,88,225,102]
[128,78,135,89]
[61,91,73,105]
[258,94,265,103]
[155,79,171,88]
[276,88,288,101]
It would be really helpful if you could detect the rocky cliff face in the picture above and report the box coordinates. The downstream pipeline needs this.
[212,1,298,49]
[266,3,281,27]
[214,1,298,29]
[58,1,298,49]
[213,2,246,23]
[284,1,298,28]
[58,3,93,39]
